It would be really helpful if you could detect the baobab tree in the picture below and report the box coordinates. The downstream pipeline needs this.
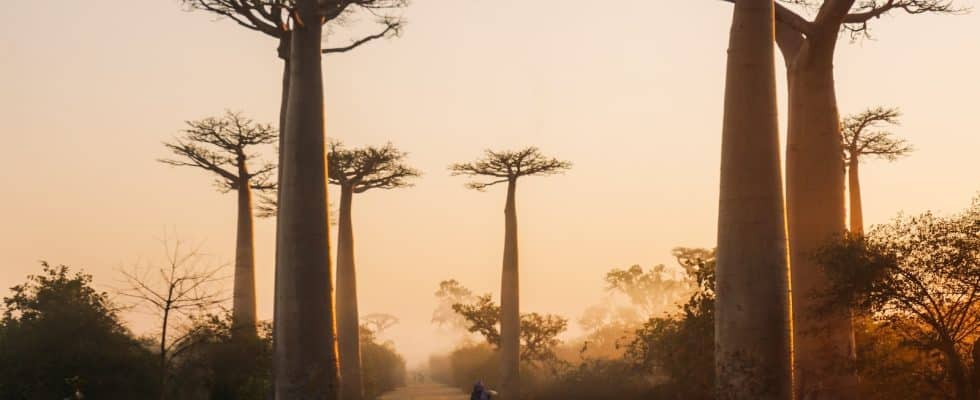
[328,141,420,400]
[177,4,406,396]
[450,147,571,400]
[715,0,792,398]
[717,1,959,396]
[361,313,399,337]
[841,107,913,234]
[432,279,477,335]
[159,111,276,339]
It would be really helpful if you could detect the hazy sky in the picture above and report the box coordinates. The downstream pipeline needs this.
[2,0,978,366]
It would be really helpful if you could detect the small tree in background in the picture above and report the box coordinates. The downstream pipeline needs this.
[169,313,273,400]
[841,106,914,233]
[328,141,420,400]
[118,238,226,400]
[362,313,399,338]
[451,147,571,400]
[359,326,408,399]
[159,111,275,338]
[451,293,569,369]
[626,248,716,400]
[432,279,477,333]
[605,264,692,318]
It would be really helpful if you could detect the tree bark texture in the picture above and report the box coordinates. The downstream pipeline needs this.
[336,186,363,400]
[273,2,340,397]
[715,1,793,398]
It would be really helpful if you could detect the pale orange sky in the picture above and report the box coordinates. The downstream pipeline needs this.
[1,0,978,366]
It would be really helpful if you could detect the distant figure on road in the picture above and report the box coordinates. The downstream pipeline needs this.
[471,381,495,400]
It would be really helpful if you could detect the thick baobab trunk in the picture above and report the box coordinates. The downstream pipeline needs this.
[278,37,291,141]
[232,172,258,338]
[336,186,363,400]
[270,37,289,400]
[715,1,792,398]
[273,1,340,398]
[499,179,520,400]
[785,34,858,400]
[847,156,863,234]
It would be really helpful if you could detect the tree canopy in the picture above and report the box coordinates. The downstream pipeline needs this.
[159,111,277,192]
[450,293,569,366]
[449,147,572,190]
[772,0,961,39]
[815,198,980,399]
[328,141,421,193]
[842,106,914,163]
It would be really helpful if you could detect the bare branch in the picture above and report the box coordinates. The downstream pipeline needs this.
[182,0,290,38]
[841,0,966,37]
[322,18,402,54]
[117,235,228,380]
[253,194,338,225]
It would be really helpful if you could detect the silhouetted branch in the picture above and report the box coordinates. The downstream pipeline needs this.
[183,0,409,46]
[255,194,279,218]
[253,194,338,224]
[117,235,228,392]
[322,18,402,54]
[726,0,965,39]
[183,0,288,37]
[159,141,239,189]
[841,0,965,37]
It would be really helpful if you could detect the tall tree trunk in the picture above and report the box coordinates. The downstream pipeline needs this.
[847,156,863,234]
[336,186,363,400]
[273,1,340,398]
[715,1,792,398]
[500,179,520,400]
[271,43,289,397]
[232,173,259,338]
[942,341,973,400]
[278,36,291,143]
[160,303,171,400]
[785,33,858,400]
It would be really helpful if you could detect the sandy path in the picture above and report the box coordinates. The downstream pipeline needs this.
[377,383,470,400]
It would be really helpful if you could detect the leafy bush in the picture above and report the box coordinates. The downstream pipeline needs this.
[361,326,407,398]
[0,263,159,399]
[169,313,273,400]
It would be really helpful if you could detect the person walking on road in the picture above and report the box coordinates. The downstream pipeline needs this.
[471,381,498,400]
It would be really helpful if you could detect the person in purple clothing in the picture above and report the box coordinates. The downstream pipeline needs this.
[470,380,496,400]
